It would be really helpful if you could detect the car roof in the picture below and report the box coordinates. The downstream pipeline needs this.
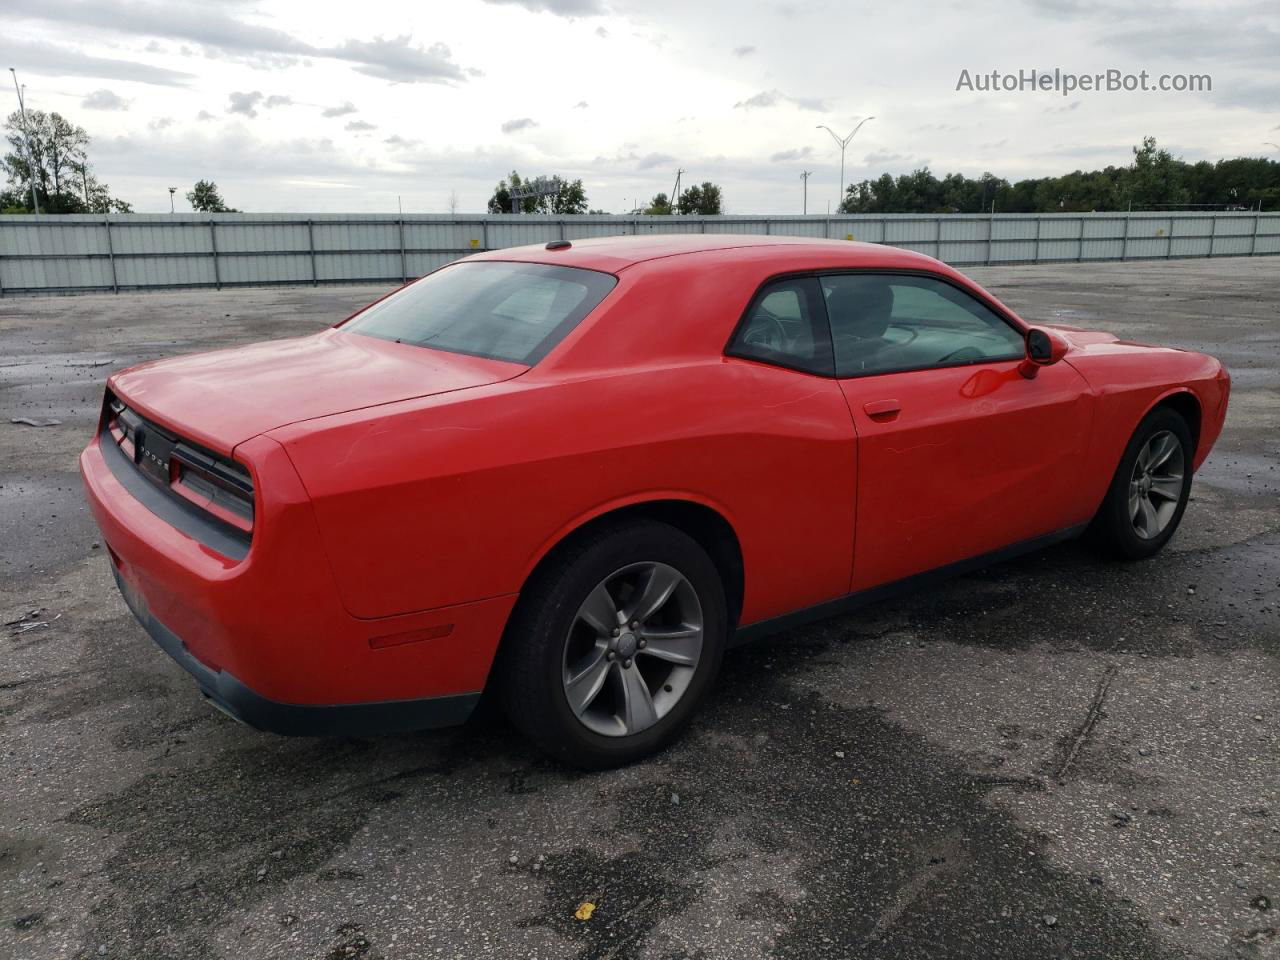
[466,233,944,274]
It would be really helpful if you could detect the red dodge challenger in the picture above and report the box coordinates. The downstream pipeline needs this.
[81,235,1229,767]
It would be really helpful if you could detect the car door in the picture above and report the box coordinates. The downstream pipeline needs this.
[823,271,1093,592]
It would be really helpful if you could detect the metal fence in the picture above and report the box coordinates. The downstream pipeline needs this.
[2,211,1277,297]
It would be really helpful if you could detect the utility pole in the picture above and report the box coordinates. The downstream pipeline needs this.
[168,187,176,213]
[9,68,40,215]
[800,170,812,215]
[817,116,875,211]
[670,168,684,213]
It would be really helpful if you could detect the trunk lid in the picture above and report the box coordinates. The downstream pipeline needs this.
[109,329,526,454]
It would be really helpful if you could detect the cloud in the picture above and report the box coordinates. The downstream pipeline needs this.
[94,128,354,182]
[1107,21,1279,65]
[1022,0,1278,68]
[345,120,377,131]
[3,39,193,86]
[637,152,675,170]
[83,89,130,111]
[863,150,909,166]
[148,116,175,131]
[227,91,265,117]
[8,0,312,56]
[226,91,294,117]
[480,0,607,14]
[384,135,419,148]
[1023,0,1100,17]
[733,45,757,56]
[588,150,676,173]
[735,90,780,109]
[734,89,828,111]
[322,102,358,118]
[8,0,477,85]
[326,36,469,84]
[1207,77,1280,112]
[196,110,215,121]
[574,100,589,109]
[501,117,538,133]
[770,146,814,162]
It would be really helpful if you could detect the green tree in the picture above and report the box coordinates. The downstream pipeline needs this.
[186,179,237,212]
[486,171,588,214]
[2,109,131,213]
[835,137,1277,213]
[643,192,672,215]
[1126,136,1189,208]
[677,181,723,215]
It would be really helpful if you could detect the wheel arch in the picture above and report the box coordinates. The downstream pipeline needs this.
[501,495,746,652]
[1144,387,1202,454]
[1083,386,1204,532]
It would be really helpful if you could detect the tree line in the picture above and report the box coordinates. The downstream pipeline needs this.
[485,172,725,215]
[2,109,132,213]
[2,107,243,214]
[839,137,1280,214]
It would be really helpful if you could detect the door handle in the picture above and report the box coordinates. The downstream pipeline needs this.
[863,399,901,421]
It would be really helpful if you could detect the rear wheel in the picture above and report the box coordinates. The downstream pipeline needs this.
[1088,407,1194,560]
[497,520,727,769]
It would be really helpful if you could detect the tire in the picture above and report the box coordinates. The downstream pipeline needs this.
[1088,406,1194,560]
[496,519,727,769]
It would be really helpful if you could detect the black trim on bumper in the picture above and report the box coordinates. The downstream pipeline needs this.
[111,566,480,736]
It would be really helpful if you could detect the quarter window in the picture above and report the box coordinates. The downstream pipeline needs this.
[728,276,834,376]
[823,273,1025,378]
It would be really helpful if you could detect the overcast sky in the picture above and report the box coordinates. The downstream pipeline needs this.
[5,0,1278,213]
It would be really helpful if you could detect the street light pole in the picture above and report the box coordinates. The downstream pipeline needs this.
[800,170,812,215]
[168,187,176,213]
[817,116,875,212]
[9,68,40,215]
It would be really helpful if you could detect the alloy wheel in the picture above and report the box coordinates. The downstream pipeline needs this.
[1128,429,1185,539]
[561,561,704,737]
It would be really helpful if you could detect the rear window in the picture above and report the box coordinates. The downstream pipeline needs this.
[343,261,616,365]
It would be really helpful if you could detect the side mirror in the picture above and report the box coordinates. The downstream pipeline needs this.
[1018,327,1068,379]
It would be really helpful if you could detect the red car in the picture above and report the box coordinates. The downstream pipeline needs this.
[81,236,1229,767]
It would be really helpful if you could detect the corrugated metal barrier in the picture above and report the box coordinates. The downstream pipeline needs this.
[1,211,1277,296]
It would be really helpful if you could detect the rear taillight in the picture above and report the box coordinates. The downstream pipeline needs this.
[170,448,255,532]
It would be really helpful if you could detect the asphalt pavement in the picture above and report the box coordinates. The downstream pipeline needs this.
[1,256,1277,960]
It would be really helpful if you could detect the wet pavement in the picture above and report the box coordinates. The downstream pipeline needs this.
[1,258,1277,960]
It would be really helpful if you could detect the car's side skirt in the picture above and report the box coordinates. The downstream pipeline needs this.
[731,523,1088,646]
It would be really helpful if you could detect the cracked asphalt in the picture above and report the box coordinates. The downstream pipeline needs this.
[1,257,1277,960]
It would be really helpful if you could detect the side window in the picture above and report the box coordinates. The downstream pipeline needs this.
[824,273,1025,378]
[727,276,834,376]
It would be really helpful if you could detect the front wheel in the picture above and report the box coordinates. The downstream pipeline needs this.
[1088,407,1194,560]
[497,520,727,769]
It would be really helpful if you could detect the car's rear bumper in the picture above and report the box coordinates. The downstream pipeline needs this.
[81,430,515,732]
[111,565,479,735]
